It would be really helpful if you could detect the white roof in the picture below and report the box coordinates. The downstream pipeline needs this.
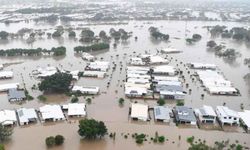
[160,90,185,96]
[125,82,151,89]
[153,65,176,74]
[157,81,182,86]
[216,106,239,118]
[161,48,182,53]
[127,73,151,79]
[17,108,38,123]
[153,76,179,82]
[207,86,237,93]
[0,71,13,78]
[0,64,3,69]
[72,86,99,93]
[0,83,19,91]
[127,70,148,75]
[0,110,17,125]
[127,78,150,84]
[238,110,250,128]
[82,52,95,60]
[125,87,148,95]
[195,105,216,117]
[37,67,57,77]
[68,103,86,116]
[149,55,169,64]
[131,103,148,121]
[83,71,106,76]
[39,105,65,120]
[127,66,150,72]
[189,63,216,69]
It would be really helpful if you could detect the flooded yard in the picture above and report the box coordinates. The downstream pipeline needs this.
[1,20,250,149]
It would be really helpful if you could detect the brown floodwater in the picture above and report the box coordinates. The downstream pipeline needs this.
[0,20,250,149]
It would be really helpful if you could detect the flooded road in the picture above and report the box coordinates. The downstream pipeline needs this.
[0,20,250,149]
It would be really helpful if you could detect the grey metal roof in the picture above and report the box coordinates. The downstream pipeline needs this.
[154,106,171,120]
[155,85,183,92]
[8,88,26,100]
[174,106,196,122]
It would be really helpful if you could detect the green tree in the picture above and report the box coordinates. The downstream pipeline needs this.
[78,119,107,139]
[55,135,65,145]
[157,99,165,106]
[158,136,165,143]
[0,144,4,150]
[68,31,76,37]
[0,124,13,142]
[118,98,125,106]
[176,100,184,106]
[38,72,73,93]
[0,31,9,39]
[207,40,217,48]
[71,96,79,103]
[45,136,55,147]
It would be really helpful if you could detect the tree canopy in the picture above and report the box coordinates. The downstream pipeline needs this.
[0,31,9,39]
[38,72,73,93]
[78,119,107,139]
[0,124,13,142]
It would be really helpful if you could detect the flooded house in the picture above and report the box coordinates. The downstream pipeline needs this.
[85,61,110,71]
[159,91,185,100]
[126,78,150,84]
[63,103,86,117]
[82,52,95,61]
[130,103,149,121]
[152,65,177,76]
[161,48,182,54]
[140,55,169,65]
[16,108,38,126]
[125,86,151,97]
[127,66,150,72]
[154,106,171,123]
[69,70,80,80]
[82,71,106,78]
[0,110,17,126]
[39,105,65,123]
[215,106,239,126]
[35,66,57,78]
[152,76,179,83]
[173,106,197,125]
[72,86,100,95]
[0,83,19,92]
[7,88,26,102]
[196,70,238,95]
[194,105,217,124]
[238,110,250,131]
[130,57,145,66]
[127,73,151,79]
[0,71,13,79]
[188,63,217,70]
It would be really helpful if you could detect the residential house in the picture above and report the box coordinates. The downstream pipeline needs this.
[173,106,197,125]
[194,105,217,124]
[17,108,38,125]
[8,88,26,102]
[130,103,149,121]
[215,106,239,126]
[154,106,171,123]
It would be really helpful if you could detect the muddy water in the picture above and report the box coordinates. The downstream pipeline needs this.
[1,20,250,149]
